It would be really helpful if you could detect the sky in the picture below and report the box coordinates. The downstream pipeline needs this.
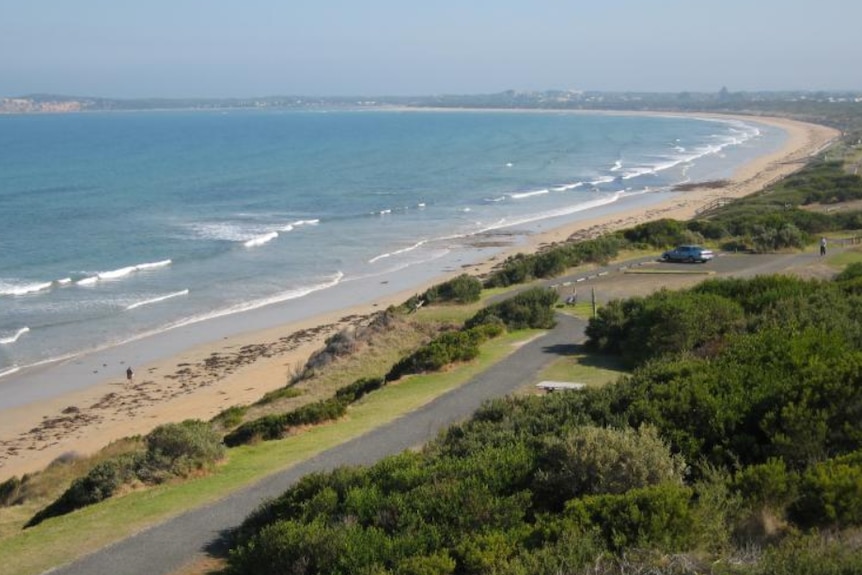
[1,0,860,98]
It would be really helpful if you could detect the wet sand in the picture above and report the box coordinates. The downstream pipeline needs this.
[0,114,839,480]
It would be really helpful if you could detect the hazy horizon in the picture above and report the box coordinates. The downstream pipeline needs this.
[2,0,861,99]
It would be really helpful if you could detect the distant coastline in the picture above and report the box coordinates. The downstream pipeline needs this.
[3,89,862,116]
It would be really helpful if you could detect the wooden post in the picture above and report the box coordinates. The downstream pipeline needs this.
[591,287,596,318]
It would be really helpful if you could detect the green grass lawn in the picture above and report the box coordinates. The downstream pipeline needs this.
[0,329,543,575]
[534,347,629,391]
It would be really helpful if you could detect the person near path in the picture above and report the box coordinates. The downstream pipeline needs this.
[126,366,134,382]
[820,237,827,256]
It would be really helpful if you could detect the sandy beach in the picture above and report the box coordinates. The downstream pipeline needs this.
[0,114,840,481]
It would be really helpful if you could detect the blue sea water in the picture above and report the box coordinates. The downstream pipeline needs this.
[0,109,784,383]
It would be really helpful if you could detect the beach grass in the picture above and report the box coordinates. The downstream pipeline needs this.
[0,328,542,575]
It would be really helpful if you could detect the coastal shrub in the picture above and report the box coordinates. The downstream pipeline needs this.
[386,327,487,381]
[211,405,249,429]
[255,386,302,406]
[750,222,807,252]
[140,419,225,482]
[482,235,623,288]
[790,453,862,528]
[0,475,30,507]
[466,287,558,330]
[836,262,862,282]
[484,253,535,287]
[584,289,745,367]
[25,454,141,528]
[732,458,799,510]
[622,218,688,248]
[692,275,822,315]
[532,425,686,511]
[422,273,482,304]
[753,532,862,575]
[564,483,696,553]
[224,397,349,447]
[335,376,385,403]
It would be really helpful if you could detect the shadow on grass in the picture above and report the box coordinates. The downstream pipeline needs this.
[575,348,629,372]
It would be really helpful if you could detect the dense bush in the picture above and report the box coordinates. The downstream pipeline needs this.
[622,218,689,248]
[26,455,141,528]
[836,262,862,282]
[422,273,483,304]
[140,420,225,482]
[334,376,385,403]
[533,425,686,510]
[790,452,862,528]
[386,323,503,381]
[483,236,622,288]
[752,532,862,575]
[27,419,226,525]
[224,398,349,447]
[585,289,745,367]
[466,287,558,330]
[565,483,696,553]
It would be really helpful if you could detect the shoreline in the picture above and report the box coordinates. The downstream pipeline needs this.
[0,114,840,480]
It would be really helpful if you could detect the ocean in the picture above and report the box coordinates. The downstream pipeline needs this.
[0,109,785,395]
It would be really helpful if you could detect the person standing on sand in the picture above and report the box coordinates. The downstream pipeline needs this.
[126,366,133,382]
[820,237,827,256]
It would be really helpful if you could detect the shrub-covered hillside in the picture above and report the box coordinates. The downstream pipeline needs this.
[223,271,862,574]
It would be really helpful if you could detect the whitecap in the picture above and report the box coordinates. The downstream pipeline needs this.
[77,259,172,284]
[244,232,278,248]
[0,280,54,296]
[510,189,549,200]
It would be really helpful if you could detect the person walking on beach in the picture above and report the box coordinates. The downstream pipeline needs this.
[126,366,134,383]
[820,237,827,256]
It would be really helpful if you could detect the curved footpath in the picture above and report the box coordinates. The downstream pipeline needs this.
[46,314,587,575]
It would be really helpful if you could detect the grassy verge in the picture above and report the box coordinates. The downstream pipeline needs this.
[534,348,629,390]
[827,246,862,267]
[0,329,541,575]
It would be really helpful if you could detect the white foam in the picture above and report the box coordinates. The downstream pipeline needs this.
[77,259,172,285]
[368,240,428,264]
[162,271,345,331]
[610,160,623,172]
[126,289,189,311]
[244,232,278,248]
[0,280,54,296]
[510,189,549,200]
[589,176,616,186]
[0,327,30,345]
